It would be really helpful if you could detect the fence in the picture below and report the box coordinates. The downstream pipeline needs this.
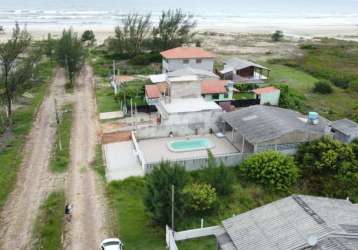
[131,131,146,170]
[166,226,178,250]
[145,152,248,173]
[126,104,157,114]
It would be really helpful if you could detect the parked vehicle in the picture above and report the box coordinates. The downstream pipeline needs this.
[100,238,124,250]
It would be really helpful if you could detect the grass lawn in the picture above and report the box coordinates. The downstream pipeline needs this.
[32,191,65,250]
[107,172,285,250]
[50,104,73,172]
[96,85,119,113]
[0,60,53,209]
[266,64,358,121]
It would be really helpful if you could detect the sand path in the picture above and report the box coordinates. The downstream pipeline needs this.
[0,68,67,249]
[64,64,108,250]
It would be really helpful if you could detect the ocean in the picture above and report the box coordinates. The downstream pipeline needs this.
[0,0,357,30]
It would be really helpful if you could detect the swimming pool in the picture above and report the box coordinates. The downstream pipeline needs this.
[167,138,214,152]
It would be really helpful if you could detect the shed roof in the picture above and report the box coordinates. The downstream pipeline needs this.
[220,195,358,250]
[160,47,215,59]
[253,86,280,95]
[223,58,269,72]
[145,85,161,99]
[221,105,329,144]
[149,74,167,83]
[201,80,231,94]
[331,118,358,136]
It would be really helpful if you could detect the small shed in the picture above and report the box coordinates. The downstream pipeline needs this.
[252,86,280,105]
[331,118,358,143]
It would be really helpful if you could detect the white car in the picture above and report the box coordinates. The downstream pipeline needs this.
[100,238,124,250]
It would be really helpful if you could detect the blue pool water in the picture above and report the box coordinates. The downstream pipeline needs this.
[168,138,214,152]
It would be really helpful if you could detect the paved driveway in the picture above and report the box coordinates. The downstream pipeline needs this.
[103,141,144,181]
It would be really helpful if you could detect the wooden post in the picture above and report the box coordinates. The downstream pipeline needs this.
[171,185,175,231]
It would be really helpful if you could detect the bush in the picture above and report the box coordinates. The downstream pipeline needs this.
[275,84,305,112]
[330,75,350,89]
[199,151,235,196]
[312,80,333,94]
[240,151,299,191]
[184,183,217,214]
[297,136,355,175]
[144,162,188,226]
[128,52,161,65]
[271,30,284,42]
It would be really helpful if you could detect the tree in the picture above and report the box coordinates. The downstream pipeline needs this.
[55,29,84,86]
[199,151,235,196]
[0,23,31,121]
[184,183,217,214]
[109,14,152,57]
[297,136,356,175]
[312,80,333,94]
[144,161,188,226]
[240,151,299,191]
[81,30,96,45]
[271,30,284,42]
[152,9,196,51]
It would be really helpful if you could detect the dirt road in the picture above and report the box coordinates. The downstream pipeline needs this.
[0,68,67,249]
[64,65,108,250]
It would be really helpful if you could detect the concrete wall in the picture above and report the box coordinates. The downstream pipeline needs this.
[170,80,201,99]
[163,58,214,73]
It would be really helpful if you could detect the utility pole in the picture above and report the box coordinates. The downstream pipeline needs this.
[54,98,62,151]
[171,184,175,230]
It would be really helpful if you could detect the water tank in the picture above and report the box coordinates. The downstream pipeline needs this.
[308,112,319,125]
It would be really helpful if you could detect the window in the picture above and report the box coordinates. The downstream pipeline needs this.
[224,93,229,98]
[212,94,219,99]
[196,58,202,64]
[183,59,189,64]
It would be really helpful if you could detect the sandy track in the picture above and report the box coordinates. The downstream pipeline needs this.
[0,68,67,249]
[64,65,108,250]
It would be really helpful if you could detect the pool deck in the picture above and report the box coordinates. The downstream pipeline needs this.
[138,134,239,163]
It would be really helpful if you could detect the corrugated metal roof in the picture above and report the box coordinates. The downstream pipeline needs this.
[221,105,329,144]
[221,195,358,250]
[223,58,269,71]
[331,118,358,136]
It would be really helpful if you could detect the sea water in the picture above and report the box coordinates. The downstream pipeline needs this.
[0,0,357,29]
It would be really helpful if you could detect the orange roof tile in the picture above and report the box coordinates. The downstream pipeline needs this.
[201,80,230,94]
[160,47,215,59]
[253,86,279,95]
[145,85,161,99]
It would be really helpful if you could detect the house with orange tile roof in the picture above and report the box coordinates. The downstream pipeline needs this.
[160,47,215,73]
[252,86,280,105]
[201,79,236,101]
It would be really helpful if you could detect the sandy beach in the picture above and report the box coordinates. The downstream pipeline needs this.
[0,23,357,44]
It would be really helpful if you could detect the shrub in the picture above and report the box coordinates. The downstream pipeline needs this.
[330,75,350,89]
[312,80,333,94]
[271,30,284,42]
[81,30,96,45]
[199,151,235,196]
[144,161,188,226]
[275,84,305,112]
[240,151,299,191]
[184,183,217,213]
[297,136,356,175]
[128,52,161,65]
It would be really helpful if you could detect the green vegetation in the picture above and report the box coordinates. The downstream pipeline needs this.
[32,191,65,250]
[267,39,358,121]
[92,144,106,179]
[176,237,217,250]
[107,177,165,250]
[312,80,333,94]
[271,30,284,42]
[0,60,53,209]
[50,104,73,172]
[81,30,96,45]
[95,84,119,113]
[55,28,85,86]
[184,183,217,213]
[116,80,147,107]
[296,136,358,200]
[240,151,299,191]
[144,162,188,226]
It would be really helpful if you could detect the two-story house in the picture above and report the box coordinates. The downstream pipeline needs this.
[160,47,215,73]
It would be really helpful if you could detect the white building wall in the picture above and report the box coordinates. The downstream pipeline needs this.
[258,90,280,105]
[162,58,214,73]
